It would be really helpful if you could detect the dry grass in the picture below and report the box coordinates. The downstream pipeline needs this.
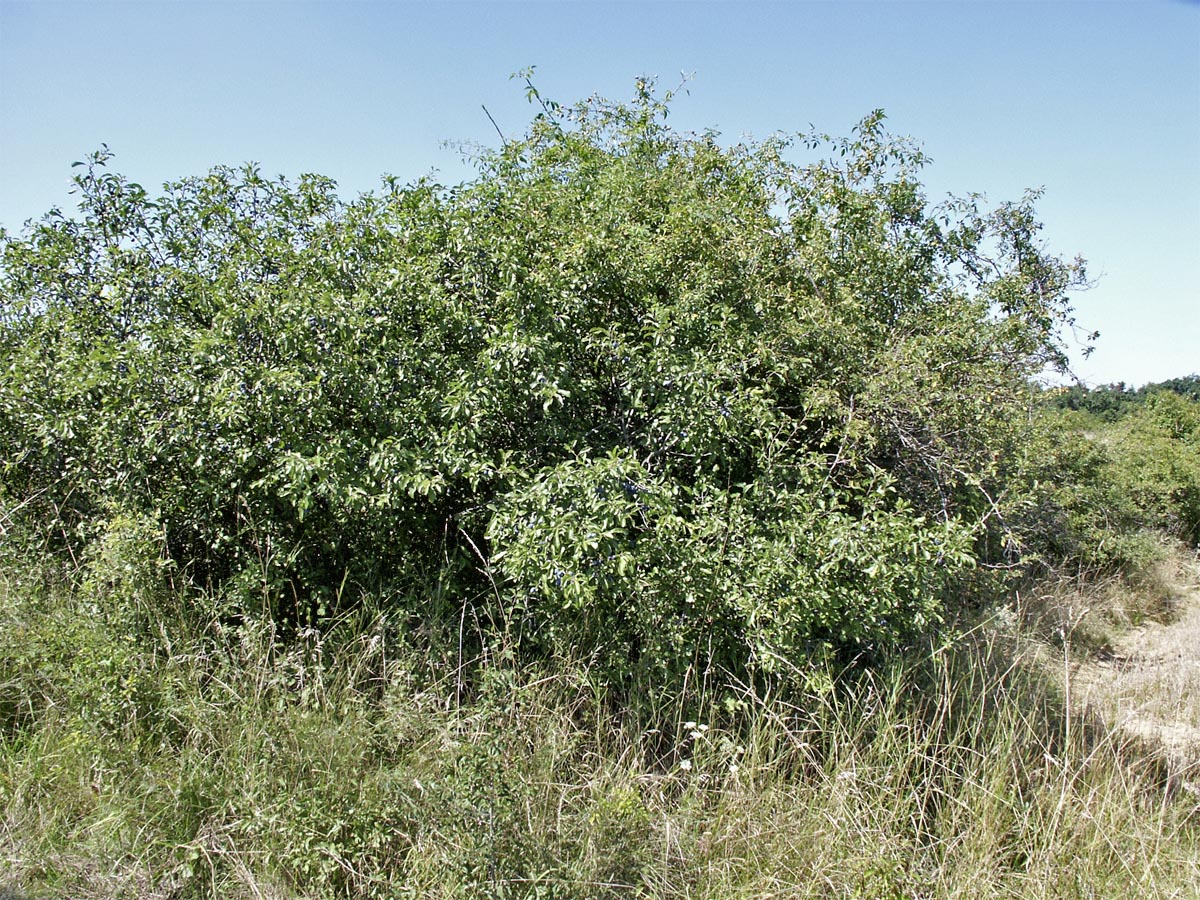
[3,551,1200,899]
[1070,556,1200,779]
[1011,542,1200,805]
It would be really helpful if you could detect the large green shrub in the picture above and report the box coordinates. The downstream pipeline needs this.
[0,81,1086,687]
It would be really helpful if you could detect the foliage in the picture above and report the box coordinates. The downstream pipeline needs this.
[1106,393,1200,545]
[1046,374,1200,422]
[1017,388,1200,575]
[0,80,1089,688]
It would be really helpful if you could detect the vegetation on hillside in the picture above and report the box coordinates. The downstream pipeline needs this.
[1030,385,1200,573]
[1047,375,1200,422]
[2,80,1197,898]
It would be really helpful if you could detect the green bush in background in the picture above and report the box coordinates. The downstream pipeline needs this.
[1026,387,1200,574]
[1048,374,1200,422]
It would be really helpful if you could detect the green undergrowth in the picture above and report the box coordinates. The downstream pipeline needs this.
[2,553,1198,900]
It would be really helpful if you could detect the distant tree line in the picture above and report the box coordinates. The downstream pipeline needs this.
[1047,374,1200,421]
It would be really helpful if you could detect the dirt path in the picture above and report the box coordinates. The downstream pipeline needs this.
[1070,561,1200,778]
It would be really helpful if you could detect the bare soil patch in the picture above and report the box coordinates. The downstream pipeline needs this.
[1069,558,1200,782]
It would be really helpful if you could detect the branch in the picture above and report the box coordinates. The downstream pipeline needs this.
[482,105,506,146]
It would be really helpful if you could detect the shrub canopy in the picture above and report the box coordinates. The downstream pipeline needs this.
[0,82,1088,687]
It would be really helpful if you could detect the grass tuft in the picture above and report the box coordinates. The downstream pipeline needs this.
[2,548,1199,899]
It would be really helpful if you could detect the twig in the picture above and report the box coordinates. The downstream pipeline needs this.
[482,105,506,145]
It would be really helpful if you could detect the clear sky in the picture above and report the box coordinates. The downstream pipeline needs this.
[1,0,1196,386]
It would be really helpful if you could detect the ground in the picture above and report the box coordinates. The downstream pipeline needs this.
[1070,555,1200,790]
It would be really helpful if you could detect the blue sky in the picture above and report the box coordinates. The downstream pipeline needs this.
[1,0,1196,386]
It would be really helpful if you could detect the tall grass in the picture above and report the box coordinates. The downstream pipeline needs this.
[1,551,1197,899]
